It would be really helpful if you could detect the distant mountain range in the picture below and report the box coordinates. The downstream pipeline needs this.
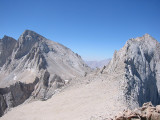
[85,59,111,69]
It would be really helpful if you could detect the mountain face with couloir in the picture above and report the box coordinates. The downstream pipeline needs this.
[0,30,90,116]
[0,32,160,120]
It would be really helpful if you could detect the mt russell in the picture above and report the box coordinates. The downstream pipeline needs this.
[0,30,160,120]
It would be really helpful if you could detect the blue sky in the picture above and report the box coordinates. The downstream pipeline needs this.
[0,0,160,60]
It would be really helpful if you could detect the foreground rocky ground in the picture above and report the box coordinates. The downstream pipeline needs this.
[114,102,160,120]
[0,74,127,120]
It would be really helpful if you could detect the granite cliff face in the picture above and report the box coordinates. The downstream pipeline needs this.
[102,34,160,109]
[0,30,90,116]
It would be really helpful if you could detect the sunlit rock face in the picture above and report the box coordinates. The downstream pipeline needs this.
[102,34,160,109]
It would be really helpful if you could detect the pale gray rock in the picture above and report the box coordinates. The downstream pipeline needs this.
[0,36,17,67]
[14,30,43,59]
[102,34,160,109]
[0,30,90,117]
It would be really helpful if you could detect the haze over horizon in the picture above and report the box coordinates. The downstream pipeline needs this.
[0,0,160,61]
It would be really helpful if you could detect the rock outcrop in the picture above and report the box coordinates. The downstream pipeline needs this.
[102,34,160,109]
[0,79,38,116]
[0,30,90,117]
[114,102,160,120]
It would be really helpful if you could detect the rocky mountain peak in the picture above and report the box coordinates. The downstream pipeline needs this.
[0,36,17,67]
[14,30,47,59]
[134,33,157,43]
[144,33,150,37]
[21,30,42,37]
[102,34,160,109]
[1,35,16,42]
[1,35,9,39]
[19,30,45,43]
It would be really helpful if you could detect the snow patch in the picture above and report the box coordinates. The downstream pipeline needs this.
[27,68,36,73]
[64,79,69,84]
[13,74,17,80]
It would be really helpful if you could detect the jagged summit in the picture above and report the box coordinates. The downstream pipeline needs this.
[1,35,16,42]
[134,33,157,43]
[21,29,43,37]
[18,30,46,45]
[1,35,13,40]
[23,29,36,33]
[144,33,150,36]
[102,34,160,109]
[14,30,46,59]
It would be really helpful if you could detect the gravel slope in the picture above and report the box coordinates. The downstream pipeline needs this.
[1,74,126,120]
